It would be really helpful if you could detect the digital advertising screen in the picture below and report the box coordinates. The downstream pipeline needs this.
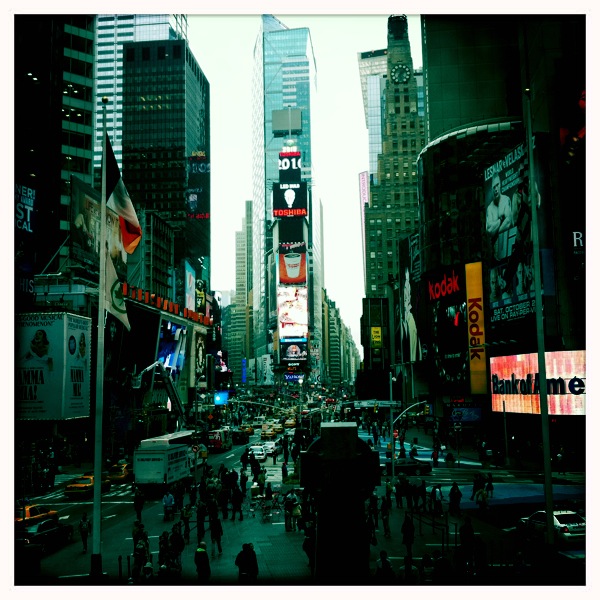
[490,350,586,415]
[273,182,308,218]
[280,340,309,363]
[186,153,211,258]
[427,265,469,393]
[277,285,308,340]
[157,320,187,373]
[278,219,307,286]
[184,259,196,311]
[214,390,229,405]
[278,150,302,184]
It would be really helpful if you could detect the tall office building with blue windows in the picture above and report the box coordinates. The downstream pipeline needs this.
[251,15,324,383]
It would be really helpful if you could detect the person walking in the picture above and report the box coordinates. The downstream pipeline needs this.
[133,486,145,522]
[235,542,259,583]
[485,473,494,498]
[281,462,288,481]
[401,513,415,559]
[368,491,379,529]
[169,522,185,568]
[448,482,462,517]
[380,495,391,538]
[231,484,244,521]
[181,503,193,544]
[375,549,396,583]
[162,488,175,521]
[194,541,211,583]
[196,498,207,543]
[209,515,223,557]
[78,512,90,553]
[240,468,249,496]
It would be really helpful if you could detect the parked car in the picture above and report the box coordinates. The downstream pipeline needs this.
[15,504,58,524]
[15,518,74,554]
[65,475,111,498]
[262,439,283,456]
[106,462,133,483]
[518,510,586,545]
[248,445,267,462]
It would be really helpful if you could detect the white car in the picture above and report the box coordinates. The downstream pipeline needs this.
[262,439,283,456]
[518,510,585,545]
[248,445,267,462]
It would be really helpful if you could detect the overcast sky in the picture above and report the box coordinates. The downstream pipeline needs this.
[187,11,422,353]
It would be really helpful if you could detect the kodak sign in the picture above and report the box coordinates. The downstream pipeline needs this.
[465,262,487,394]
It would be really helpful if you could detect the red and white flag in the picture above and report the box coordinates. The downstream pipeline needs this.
[105,133,142,254]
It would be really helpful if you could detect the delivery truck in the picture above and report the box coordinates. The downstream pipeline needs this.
[133,439,193,492]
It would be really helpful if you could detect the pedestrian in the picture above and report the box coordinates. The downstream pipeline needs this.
[431,448,439,468]
[217,485,230,520]
[78,512,90,553]
[162,488,175,520]
[375,549,396,583]
[169,522,185,568]
[302,521,316,575]
[272,448,277,464]
[132,520,144,553]
[196,499,207,543]
[475,486,488,511]
[158,530,170,566]
[231,484,244,521]
[556,446,566,474]
[368,491,379,529]
[209,515,223,557]
[433,484,443,516]
[380,495,391,538]
[385,477,393,506]
[373,429,379,448]
[469,473,484,501]
[235,542,259,583]
[282,462,288,481]
[133,531,150,582]
[181,503,193,544]
[401,513,415,559]
[194,541,211,583]
[240,468,249,496]
[485,473,494,498]
[284,488,300,532]
[139,561,154,584]
[257,468,266,496]
[393,477,403,508]
[448,482,462,517]
[133,486,145,522]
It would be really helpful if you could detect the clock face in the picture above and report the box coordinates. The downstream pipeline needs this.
[391,63,411,84]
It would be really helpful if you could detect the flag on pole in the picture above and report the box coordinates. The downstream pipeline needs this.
[105,133,142,254]
[105,253,131,330]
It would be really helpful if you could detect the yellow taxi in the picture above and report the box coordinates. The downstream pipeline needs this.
[239,424,255,435]
[260,428,277,440]
[106,462,134,483]
[15,504,58,524]
[284,417,297,428]
[272,422,284,433]
[65,474,111,498]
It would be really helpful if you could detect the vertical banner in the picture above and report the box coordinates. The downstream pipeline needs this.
[465,262,487,394]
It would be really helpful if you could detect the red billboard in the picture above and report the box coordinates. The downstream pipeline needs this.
[490,351,586,415]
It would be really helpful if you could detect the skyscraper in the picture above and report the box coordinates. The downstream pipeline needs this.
[120,37,210,299]
[363,15,425,301]
[251,15,323,380]
[93,15,188,174]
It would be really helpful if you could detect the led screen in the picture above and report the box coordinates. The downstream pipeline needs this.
[214,390,229,405]
[277,286,308,340]
[490,351,586,415]
[273,182,307,218]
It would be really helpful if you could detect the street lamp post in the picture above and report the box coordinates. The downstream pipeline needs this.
[389,372,396,481]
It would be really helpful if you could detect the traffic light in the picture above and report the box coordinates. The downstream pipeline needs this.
[424,405,430,415]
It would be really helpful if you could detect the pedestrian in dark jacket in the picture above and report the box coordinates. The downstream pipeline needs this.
[231,484,244,521]
[194,541,211,582]
[401,513,415,559]
[235,542,259,583]
[133,486,145,522]
[209,516,223,556]
[78,512,90,553]
[448,481,462,517]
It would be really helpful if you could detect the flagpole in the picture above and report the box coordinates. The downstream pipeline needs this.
[91,96,109,579]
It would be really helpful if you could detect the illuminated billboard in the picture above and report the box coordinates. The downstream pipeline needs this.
[280,340,309,362]
[427,265,468,392]
[465,262,487,394]
[16,312,92,420]
[273,182,308,218]
[278,150,302,184]
[186,153,211,258]
[184,259,196,311]
[278,219,307,286]
[277,285,308,340]
[490,351,586,415]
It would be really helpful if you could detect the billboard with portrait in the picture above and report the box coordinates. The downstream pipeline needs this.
[484,142,549,331]
[16,312,92,420]
[280,340,309,362]
[70,176,127,280]
[490,351,585,415]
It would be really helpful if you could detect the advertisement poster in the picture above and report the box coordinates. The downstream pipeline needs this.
[465,262,487,394]
[278,219,307,286]
[273,182,308,218]
[484,142,548,328]
[280,340,308,362]
[490,351,586,415]
[277,286,308,340]
[186,153,211,260]
[428,265,469,393]
[70,176,127,279]
[16,312,92,420]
